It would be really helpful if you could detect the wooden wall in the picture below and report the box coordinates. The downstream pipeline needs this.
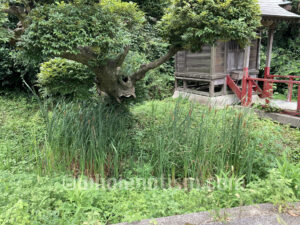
[249,39,259,70]
[175,46,211,75]
[215,42,226,74]
[175,39,260,80]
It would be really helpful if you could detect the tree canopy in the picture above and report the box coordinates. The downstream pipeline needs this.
[0,0,261,101]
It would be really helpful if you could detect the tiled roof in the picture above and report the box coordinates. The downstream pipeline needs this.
[258,0,300,19]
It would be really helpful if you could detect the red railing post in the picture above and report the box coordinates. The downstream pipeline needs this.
[287,77,293,102]
[241,67,249,106]
[247,79,253,106]
[226,75,242,99]
[297,84,300,112]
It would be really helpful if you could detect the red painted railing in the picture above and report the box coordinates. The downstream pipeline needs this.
[226,68,300,116]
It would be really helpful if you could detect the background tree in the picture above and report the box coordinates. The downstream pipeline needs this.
[1,0,261,102]
[261,0,300,98]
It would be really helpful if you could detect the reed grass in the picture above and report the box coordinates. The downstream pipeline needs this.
[41,98,263,182]
[133,99,257,182]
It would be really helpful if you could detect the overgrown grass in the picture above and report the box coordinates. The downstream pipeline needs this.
[1,93,300,224]
[1,161,300,224]
[41,101,133,178]
[41,98,296,183]
[0,92,44,173]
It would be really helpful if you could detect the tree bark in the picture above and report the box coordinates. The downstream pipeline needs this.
[94,67,136,103]
[61,46,180,102]
[131,46,180,83]
[3,5,29,45]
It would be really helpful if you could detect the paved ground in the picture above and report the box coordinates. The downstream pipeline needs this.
[116,203,300,225]
[270,99,297,111]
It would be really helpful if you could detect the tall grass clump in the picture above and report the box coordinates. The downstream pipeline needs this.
[132,99,261,182]
[42,101,133,178]
[41,98,279,183]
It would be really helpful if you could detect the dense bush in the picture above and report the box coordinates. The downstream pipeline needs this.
[0,46,37,90]
[123,0,168,21]
[37,58,95,99]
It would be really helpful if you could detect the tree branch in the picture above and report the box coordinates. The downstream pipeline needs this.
[3,6,27,22]
[115,46,130,67]
[60,47,97,66]
[131,46,180,82]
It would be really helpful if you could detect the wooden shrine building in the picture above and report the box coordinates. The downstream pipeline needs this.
[174,0,300,106]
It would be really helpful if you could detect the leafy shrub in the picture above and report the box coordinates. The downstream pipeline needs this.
[124,0,168,21]
[0,46,37,90]
[37,58,95,99]
[0,46,14,88]
[276,158,300,198]
[248,169,297,208]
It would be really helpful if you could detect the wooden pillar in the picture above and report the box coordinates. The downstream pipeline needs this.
[241,45,251,106]
[183,80,187,90]
[223,78,227,95]
[210,44,216,97]
[265,29,274,69]
[209,81,214,97]
[264,28,275,100]
[210,44,216,76]
[257,31,262,71]
[175,79,178,90]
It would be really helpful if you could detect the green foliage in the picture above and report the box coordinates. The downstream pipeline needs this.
[0,170,248,224]
[276,158,300,198]
[159,0,261,50]
[21,0,144,63]
[37,58,95,99]
[248,169,297,207]
[39,98,299,183]
[260,39,300,97]
[0,45,38,89]
[123,0,169,21]
[0,168,299,224]
[0,46,15,87]
[2,0,262,100]
[260,0,300,97]
[42,100,133,177]
[0,4,13,43]
[1,94,300,224]
[0,93,44,172]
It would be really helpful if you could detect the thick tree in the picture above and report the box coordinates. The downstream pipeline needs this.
[0,0,261,102]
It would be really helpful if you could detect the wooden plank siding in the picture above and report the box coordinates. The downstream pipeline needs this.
[175,51,186,73]
[249,39,259,70]
[215,41,226,74]
[175,39,260,80]
[175,46,211,75]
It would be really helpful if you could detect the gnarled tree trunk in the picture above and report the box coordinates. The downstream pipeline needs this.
[94,66,136,102]
[64,46,180,102]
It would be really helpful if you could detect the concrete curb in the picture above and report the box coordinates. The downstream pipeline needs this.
[235,106,300,128]
[255,110,300,128]
[115,202,300,225]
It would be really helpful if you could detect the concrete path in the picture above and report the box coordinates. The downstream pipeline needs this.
[116,203,300,225]
[270,99,297,111]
